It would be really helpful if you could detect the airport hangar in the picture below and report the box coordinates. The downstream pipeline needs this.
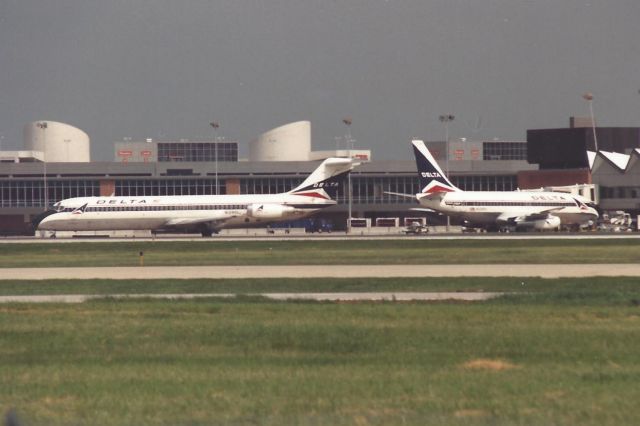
[1,119,638,235]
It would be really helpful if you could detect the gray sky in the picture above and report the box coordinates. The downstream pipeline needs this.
[1,0,639,160]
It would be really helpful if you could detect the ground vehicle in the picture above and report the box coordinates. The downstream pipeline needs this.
[403,221,429,235]
[598,211,634,232]
[306,219,333,233]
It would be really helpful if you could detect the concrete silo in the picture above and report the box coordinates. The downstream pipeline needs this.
[24,121,90,162]
[249,121,311,161]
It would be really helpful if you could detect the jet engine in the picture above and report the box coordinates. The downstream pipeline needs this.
[246,203,294,219]
[517,215,561,231]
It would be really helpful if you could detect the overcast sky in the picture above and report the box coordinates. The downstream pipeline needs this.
[1,0,638,160]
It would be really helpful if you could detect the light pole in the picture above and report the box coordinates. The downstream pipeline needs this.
[439,114,455,232]
[582,92,598,152]
[209,121,220,194]
[36,122,48,210]
[343,118,353,232]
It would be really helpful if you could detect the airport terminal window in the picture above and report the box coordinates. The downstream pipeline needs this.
[239,177,302,194]
[344,176,419,205]
[602,186,640,199]
[0,179,99,208]
[482,142,527,161]
[452,175,516,191]
[0,172,520,209]
[114,173,514,205]
[158,142,238,162]
[116,179,224,196]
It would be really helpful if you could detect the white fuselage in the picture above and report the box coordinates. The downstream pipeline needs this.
[38,193,335,232]
[417,190,598,228]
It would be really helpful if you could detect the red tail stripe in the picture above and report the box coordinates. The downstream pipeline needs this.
[293,191,330,200]
[423,184,455,194]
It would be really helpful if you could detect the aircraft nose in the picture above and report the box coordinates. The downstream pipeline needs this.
[32,209,57,229]
[37,214,58,231]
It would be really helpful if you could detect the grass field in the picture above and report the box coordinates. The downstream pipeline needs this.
[2,278,640,425]
[0,277,639,303]
[2,240,640,424]
[1,238,640,267]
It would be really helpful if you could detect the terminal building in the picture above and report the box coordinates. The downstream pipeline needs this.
[0,118,638,235]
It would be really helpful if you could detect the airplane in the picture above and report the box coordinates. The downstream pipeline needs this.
[37,157,355,237]
[399,140,599,232]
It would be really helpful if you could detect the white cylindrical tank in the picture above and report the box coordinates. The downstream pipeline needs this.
[24,121,90,162]
[249,121,311,161]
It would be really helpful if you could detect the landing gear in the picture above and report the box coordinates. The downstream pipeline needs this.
[198,224,214,237]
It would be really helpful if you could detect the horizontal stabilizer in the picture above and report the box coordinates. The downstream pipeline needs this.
[384,191,416,199]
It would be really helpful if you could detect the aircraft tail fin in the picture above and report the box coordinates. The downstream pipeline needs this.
[288,158,355,200]
[411,140,461,194]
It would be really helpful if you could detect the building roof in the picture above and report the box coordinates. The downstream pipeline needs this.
[0,158,536,179]
[590,149,640,173]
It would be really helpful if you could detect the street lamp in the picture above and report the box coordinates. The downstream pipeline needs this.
[342,118,354,232]
[342,118,353,149]
[36,122,48,210]
[582,92,598,152]
[439,114,455,232]
[209,121,220,194]
[439,114,455,176]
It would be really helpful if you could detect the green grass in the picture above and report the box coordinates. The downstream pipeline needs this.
[3,240,640,424]
[2,290,640,425]
[1,239,640,267]
[1,277,640,306]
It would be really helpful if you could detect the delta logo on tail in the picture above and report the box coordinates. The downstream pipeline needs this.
[412,141,460,194]
[290,171,349,200]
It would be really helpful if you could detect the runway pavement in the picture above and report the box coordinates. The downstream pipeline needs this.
[1,263,639,280]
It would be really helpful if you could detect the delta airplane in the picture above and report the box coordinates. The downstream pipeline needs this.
[37,157,355,236]
[404,140,599,231]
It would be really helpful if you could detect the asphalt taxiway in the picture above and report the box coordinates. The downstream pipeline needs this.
[2,232,640,243]
[2,263,639,280]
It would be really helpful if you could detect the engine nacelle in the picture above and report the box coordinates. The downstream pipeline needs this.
[517,215,561,231]
[246,203,294,219]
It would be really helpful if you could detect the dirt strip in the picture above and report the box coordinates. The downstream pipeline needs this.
[0,292,504,303]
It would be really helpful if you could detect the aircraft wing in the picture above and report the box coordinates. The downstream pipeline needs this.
[519,208,564,221]
[496,207,563,223]
[163,213,241,229]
